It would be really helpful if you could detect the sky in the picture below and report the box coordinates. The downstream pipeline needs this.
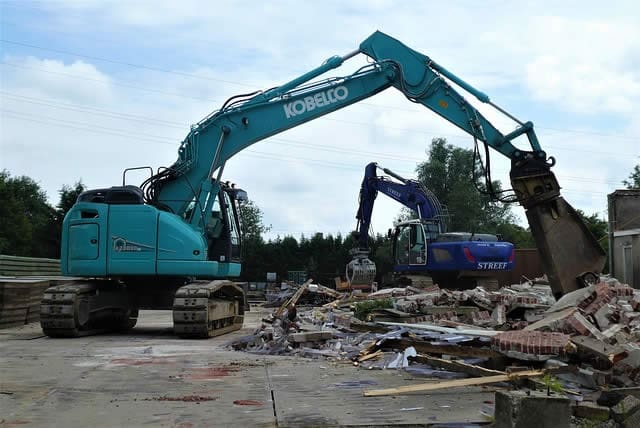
[1,0,638,241]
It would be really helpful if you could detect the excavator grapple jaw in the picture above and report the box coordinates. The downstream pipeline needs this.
[510,154,606,298]
[346,249,377,288]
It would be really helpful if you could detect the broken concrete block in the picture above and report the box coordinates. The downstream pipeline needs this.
[494,390,570,428]
[619,348,640,368]
[620,303,634,313]
[621,405,640,428]
[491,304,507,325]
[621,310,640,325]
[523,309,545,323]
[594,304,613,330]
[558,367,610,389]
[597,390,626,407]
[602,324,625,341]
[572,401,610,421]
[288,331,333,343]
[523,306,576,331]
[548,284,596,313]
[611,395,640,423]
[615,330,634,346]
[571,336,628,364]
[563,312,606,341]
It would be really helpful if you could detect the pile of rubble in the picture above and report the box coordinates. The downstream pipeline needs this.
[264,281,340,308]
[231,276,640,426]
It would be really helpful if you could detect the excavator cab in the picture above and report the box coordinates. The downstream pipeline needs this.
[394,221,429,267]
[206,184,247,264]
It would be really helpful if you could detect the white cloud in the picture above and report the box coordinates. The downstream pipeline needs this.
[523,16,640,114]
[1,56,114,104]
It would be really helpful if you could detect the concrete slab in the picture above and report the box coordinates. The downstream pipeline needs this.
[268,361,493,426]
[0,307,497,427]
[0,311,274,427]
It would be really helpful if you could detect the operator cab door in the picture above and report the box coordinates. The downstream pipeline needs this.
[206,190,241,263]
[394,222,428,267]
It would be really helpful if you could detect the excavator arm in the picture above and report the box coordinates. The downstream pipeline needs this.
[353,162,446,251]
[146,30,603,296]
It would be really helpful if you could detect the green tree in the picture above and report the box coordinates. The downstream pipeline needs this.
[238,199,270,281]
[494,223,535,248]
[0,170,56,257]
[414,138,528,245]
[57,181,86,217]
[623,164,640,189]
[46,181,86,257]
[576,209,609,273]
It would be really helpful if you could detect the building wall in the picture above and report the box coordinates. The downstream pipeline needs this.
[493,248,544,286]
[608,189,640,289]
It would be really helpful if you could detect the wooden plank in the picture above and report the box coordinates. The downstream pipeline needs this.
[274,279,313,317]
[0,270,60,276]
[0,254,60,263]
[357,350,383,363]
[410,354,506,377]
[0,255,61,277]
[0,307,28,324]
[363,370,545,397]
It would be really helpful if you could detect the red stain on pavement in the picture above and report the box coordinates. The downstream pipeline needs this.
[1,420,31,426]
[110,357,175,366]
[146,395,217,402]
[188,366,240,380]
[233,400,264,406]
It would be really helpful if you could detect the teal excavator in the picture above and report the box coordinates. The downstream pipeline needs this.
[42,31,605,338]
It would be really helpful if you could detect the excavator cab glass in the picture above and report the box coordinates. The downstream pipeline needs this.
[222,190,241,262]
[395,222,428,267]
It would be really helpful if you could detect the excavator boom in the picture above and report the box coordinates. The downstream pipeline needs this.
[57,30,604,339]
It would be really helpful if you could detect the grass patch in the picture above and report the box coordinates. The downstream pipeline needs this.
[354,298,394,321]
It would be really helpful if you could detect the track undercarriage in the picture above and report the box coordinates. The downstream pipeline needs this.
[40,280,245,339]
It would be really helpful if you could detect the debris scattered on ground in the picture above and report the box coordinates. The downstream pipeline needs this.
[231,275,640,426]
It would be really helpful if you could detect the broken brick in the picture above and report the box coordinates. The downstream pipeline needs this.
[611,283,635,298]
[580,282,614,316]
[491,330,571,357]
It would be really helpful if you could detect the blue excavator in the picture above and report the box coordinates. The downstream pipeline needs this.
[346,162,514,289]
[42,31,605,338]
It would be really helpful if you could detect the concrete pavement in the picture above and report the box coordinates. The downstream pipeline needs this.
[0,307,496,427]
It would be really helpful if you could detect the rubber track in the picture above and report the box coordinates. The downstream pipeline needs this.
[40,282,99,337]
[173,280,244,339]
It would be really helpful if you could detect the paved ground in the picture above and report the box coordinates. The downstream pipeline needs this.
[0,307,498,427]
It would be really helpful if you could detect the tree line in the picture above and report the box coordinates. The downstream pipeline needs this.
[0,171,85,258]
[2,138,634,283]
